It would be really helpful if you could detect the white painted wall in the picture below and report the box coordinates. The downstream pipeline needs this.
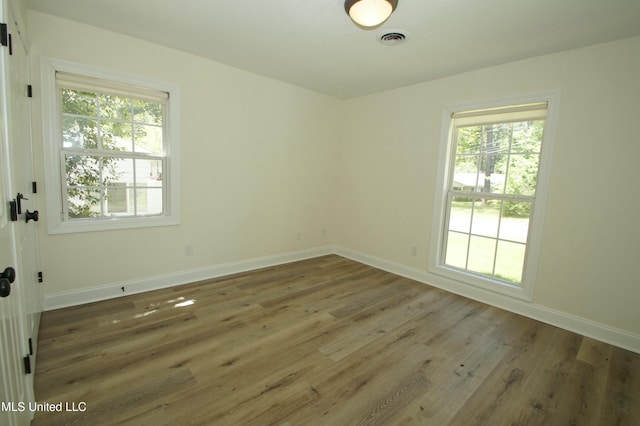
[27,9,640,348]
[28,11,339,295]
[336,36,640,337]
[8,0,27,43]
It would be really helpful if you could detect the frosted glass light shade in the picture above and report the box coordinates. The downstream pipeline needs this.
[345,0,398,27]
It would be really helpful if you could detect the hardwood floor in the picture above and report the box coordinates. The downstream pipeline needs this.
[32,255,639,425]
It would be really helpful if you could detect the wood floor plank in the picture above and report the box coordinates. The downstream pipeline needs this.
[444,320,553,425]
[287,321,436,425]
[31,255,640,425]
[599,347,640,425]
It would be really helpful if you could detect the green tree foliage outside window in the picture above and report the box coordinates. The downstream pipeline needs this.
[454,120,544,217]
[61,88,164,218]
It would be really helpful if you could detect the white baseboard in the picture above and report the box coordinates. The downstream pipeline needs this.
[44,244,640,354]
[43,246,334,311]
[334,246,640,354]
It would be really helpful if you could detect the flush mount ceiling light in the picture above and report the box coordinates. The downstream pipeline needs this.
[345,0,398,28]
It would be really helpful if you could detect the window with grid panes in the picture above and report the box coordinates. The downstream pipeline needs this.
[430,96,558,299]
[41,58,180,233]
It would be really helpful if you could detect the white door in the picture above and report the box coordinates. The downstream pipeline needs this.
[0,7,30,426]
[6,0,42,372]
[1,0,40,424]
[0,220,28,425]
[0,177,29,421]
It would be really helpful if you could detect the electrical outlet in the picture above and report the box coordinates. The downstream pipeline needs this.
[184,244,194,256]
[410,246,418,256]
[297,232,302,241]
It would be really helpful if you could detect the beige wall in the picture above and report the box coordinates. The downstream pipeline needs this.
[28,10,640,339]
[28,11,339,294]
[336,36,640,335]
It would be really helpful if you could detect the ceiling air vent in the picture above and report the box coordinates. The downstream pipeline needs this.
[378,30,407,46]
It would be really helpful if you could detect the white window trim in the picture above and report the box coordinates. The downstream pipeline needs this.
[428,90,560,301]
[40,57,181,234]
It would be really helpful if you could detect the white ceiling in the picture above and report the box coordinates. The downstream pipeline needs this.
[27,0,640,99]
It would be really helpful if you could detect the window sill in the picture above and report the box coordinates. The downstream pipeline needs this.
[429,264,534,301]
[47,215,180,235]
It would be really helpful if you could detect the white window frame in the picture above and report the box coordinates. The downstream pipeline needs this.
[40,57,181,234]
[429,91,560,300]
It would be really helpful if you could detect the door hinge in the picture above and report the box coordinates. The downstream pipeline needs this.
[38,271,43,283]
[0,23,7,47]
[27,85,33,98]
[23,355,31,375]
[1,24,13,54]
[9,200,18,221]
[28,337,33,356]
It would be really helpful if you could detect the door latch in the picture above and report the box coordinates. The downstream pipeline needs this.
[16,192,27,214]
